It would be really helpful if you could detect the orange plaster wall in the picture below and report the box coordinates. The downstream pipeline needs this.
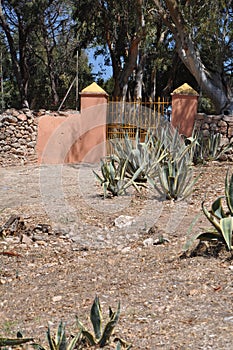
[171,94,198,137]
[37,104,107,164]
[80,94,108,110]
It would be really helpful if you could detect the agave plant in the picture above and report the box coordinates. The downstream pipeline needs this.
[76,297,130,348]
[186,170,233,251]
[148,156,198,200]
[111,129,167,182]
[191,129,233,164]
[147,126,199,200]
[93,155,144,198]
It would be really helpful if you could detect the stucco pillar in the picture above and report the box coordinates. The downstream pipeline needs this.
[80,82,108,110]
[171,83,199,137]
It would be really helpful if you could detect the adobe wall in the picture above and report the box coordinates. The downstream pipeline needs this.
[37,105,107,164]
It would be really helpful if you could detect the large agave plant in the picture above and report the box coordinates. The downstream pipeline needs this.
[148,156,198,200]
[110,128,167,182]
[186,170,233,251]
[191,129,233,164]
[147,126,199,200]
[76,297,131,348]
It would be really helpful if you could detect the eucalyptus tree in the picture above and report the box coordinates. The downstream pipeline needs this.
[73,0,154,100]
[152,0,233,114]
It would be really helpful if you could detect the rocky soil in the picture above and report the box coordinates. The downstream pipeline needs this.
[1,161,233,349]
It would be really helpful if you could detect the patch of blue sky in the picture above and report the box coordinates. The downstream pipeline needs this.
[87,46,112,81]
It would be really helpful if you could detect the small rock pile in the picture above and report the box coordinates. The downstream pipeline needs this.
[0,108,38,166]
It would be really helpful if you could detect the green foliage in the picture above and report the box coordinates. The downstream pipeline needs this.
[186,170,233,251]
[111,129,167,183]
[76,296,130,348]
[0,298,131,350]
[95,126,199,201]
[148,156,198,200]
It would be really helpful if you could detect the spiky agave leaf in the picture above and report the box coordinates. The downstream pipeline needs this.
[90,296,102,340]
[75,316,97,346]
[202,201,222,233]
[56,322,67,350]
[0,337,34,347]
[98,302,121,347]
[115,339,132,350]
[225,170,233,216]
[220,217,233,250]
[47,326,58,350]
[210,197,226,220]
[66,332,82,350]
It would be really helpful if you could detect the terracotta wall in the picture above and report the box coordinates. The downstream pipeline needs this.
[37,104,107,164]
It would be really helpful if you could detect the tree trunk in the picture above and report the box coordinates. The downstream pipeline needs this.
[0,4,30,108]
[154,0,233,114]
[134,52,147,101]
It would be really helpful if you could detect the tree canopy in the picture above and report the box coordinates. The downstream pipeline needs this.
[0,0,233,112]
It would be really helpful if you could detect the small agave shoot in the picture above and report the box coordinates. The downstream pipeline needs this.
[76,297,131,348]
[34,321,81,350]
[186,170,233,251]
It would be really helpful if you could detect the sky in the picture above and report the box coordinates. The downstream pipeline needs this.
[87,47,112,81]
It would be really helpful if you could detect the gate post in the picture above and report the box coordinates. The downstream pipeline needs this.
[80,82,108,110]
[68,82,108,163]
[171,83,199,137]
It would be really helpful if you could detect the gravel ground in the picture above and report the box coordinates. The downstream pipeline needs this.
[1,161,233,349]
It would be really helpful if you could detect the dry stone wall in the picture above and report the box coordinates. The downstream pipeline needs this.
[195,113,233,160]
[0,109,38,166]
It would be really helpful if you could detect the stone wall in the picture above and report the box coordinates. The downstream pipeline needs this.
[195,113,233,160]
[195,113,233,145]
[0,108,38,166]
[1,107,233,167]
